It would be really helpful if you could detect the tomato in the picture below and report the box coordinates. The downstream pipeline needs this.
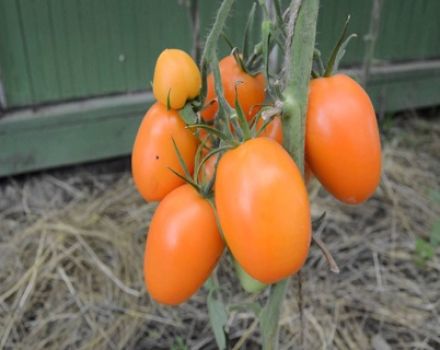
[153,49,201,110]
[257,115,283,144]
[201,55,266,122]
[132,102,198,202]
[215,138,311,284]
[144,184,224,305]
[306,74,381,204]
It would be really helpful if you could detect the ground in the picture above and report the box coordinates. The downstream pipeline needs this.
[0,112,439,350]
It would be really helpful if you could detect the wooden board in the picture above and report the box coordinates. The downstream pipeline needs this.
[1,60,439,177]
[1,0,439,108]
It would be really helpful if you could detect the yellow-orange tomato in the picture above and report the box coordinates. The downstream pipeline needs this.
[257,115,283,144]
[306,74,381,204]
[215,138,311,284]
[131,102,198,202]
[153,49,201,110]
[144,184,224,305]
[201,55,265,122]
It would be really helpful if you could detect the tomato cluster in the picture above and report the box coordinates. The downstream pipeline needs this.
[132,47,381,305]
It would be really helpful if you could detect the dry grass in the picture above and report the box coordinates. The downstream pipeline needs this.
[0,114,439,349]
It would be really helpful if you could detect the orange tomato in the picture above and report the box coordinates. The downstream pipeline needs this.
[201,55,265,122]
[131,102,198,202]
[306,74,381,204]
[256,115,283,144]
[153,49,201,110]
[215,138,311,284]
[144,184,224,305]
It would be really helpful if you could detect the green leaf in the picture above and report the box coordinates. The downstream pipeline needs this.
[261,20,272,96]
[242,2,257,59]
[207,288,228,350]
[430,219,440,247]
[229,301,262,316]
[333,33,357,73]
[167,167,200,192]
[429,190,440,204]
[415,238,434,262]
[324,15,357,77]
[187,124,229,142]
[234,260,267,293]
[171,138,192,180]
[273,0,286,38]
[259,279,288,349]
[233,81,251,140]
[221,32,235,51]
[179,103,198,125]
[171,337,188,350]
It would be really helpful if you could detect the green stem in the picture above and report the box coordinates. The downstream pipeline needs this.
[282,0,319,173]
[259,1,319,349]
[200,0,235,67]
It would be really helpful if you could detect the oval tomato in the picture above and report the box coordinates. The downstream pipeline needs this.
[201,55,265,122]
[131,102,198,202]
[257,115,283,144]
[144,184,224,305]
[306,74,381,204]
[153,49,201,110]
[215,138,311,284]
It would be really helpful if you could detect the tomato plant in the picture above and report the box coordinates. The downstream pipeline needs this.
[153,49,202,110]
[144,184,224,305]
[215,138,311,284]
[201,55,266,122]
[306,74,381,204]
[131,102,198,202]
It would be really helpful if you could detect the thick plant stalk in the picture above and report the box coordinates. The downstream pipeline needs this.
[282,0,319,172]
[260,1,319,349]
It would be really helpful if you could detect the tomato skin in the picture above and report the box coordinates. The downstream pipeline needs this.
[306,74,381,204]
[153,49,201,110]
[215,138,311,284]
[201,56,266,122]
[144,184,224,305]
[131,102,198,202]
[257,115,283,144]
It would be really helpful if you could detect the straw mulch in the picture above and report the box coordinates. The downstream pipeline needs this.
[0,113,439,350]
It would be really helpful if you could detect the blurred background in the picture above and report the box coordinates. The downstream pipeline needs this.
[0,0,439,349]
[1,0,439,176]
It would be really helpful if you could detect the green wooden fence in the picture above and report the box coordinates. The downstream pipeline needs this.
[1,0,439,176]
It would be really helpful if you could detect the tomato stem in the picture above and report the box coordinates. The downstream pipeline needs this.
[200,0,235,67]
[259,1,320,349]
[281,0,318,173]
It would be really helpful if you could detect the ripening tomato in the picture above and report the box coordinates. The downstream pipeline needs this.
[306,74,381,204]
[201,55,265,122]
[257,115,283,144]
[144,184,224,305]
[153,49,201,110]
[215,138,311,284]
[132,102,198,202]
